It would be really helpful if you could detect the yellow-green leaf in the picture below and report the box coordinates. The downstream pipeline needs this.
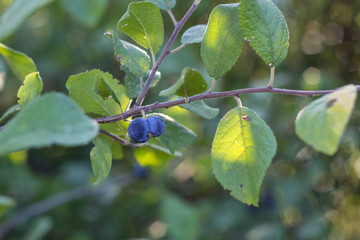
[211,107,277,206]
[66,69,129,116]
[295,84,357,155]
[0,43,37,82]
[134,144,174,169]
[17,72,43,108]
[159,67,207,97]
[201,3,244,79]
[117,2,164,54]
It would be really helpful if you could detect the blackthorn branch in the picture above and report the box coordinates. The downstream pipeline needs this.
[96,85,360,124]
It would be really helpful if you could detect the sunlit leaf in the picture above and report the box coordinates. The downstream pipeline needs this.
[211,107,277,206]
[145,0,176,10]
[118,2,164,54]
[159,67,207,97]
[60,0,110,28]
[0,43,37,82]
[17,72,43,108]
[201,3,244,79]
[0,92,99,156]
[113,33,150,77]
[295,85,357,155]
[239,0,289,67]
[90,136,112,185]
[66,69,129,116]
[180,100,219,120]
[181,25,207,45]
[0,0,54,40]
[134,145,174,169]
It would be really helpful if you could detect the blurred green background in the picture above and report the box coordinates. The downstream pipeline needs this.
[1,0,360,239]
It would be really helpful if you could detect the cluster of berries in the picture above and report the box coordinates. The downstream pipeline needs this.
[128,116,165,143]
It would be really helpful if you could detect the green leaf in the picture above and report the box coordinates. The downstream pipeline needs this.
[145,0,176,10]
[124,68,161,99]
[201,3,244,79]
[0,43,37,82]
[134,145,174,169]
[0,92,99,156]
[159,67,207,97]
[94,76,111,99]
[0,0,54,40]
[0,195,15,217]
[90,136,112,185]
[94,76,122,108]
[117,2,164,54]
[66,69,129,116]
[161,195,199,240]
[60,0,110,28]
[149,113,197,154]
[239,0,289,67]
[211,107,277,206]
[180,100,219,120]
[0,104,20,124]
[113,34,150,77]
[295,85,357,155]
[181,25,207,45]
[17,72,43,108]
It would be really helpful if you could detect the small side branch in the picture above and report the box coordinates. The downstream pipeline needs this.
[268,67,275,88]
[170,44,186,54]
[99,129,138,148]
[234,96,242,108]
[208,78,216,92]
[167,9,177,26]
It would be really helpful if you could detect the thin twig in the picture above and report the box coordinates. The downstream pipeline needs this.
[167,9,177,26]
[99,129,138,148]
[0,174,133,239]
[208,78,216,92]
[268,67,275,87]
[96,85,360,124]
[170,44,186,54]
[234,96,242,108]
[134,0,200,107]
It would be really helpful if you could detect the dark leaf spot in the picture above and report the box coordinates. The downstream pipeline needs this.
[327,98,337,108]
[242,115,252,121]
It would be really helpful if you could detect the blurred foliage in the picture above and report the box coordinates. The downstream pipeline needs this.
[0,0,360,239]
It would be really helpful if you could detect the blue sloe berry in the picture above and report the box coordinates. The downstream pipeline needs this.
[146,116,165,137]
[128,118,149,143]
[132,164,149,180]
